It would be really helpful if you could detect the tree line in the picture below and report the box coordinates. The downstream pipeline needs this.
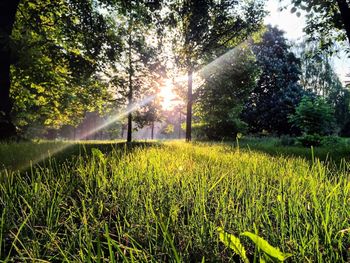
[0,0,350,142]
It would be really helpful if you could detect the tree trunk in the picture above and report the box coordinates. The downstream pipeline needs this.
[178,111,182,139]
[185,68,193,142]
[127,12,133,143]
[336,0,350,45]
[121,124,125,138]
[0,0,20,140]
[151,122,154,139]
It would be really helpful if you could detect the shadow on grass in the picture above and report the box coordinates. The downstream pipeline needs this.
[236,139,350,168]
[0,140,161,172]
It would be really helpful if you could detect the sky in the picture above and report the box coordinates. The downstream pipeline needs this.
[264,0,350,84]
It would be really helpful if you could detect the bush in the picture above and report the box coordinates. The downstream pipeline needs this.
[289,96,336,136]
[297,134,322,147]
[280,135,296,146]
[193,119,247,141]
[297,135,346,148]
[320,136,344,147]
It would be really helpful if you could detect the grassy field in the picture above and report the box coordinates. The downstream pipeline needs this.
[1,140,350,262]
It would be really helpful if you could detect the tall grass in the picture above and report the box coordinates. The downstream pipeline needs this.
[0,141,350,262]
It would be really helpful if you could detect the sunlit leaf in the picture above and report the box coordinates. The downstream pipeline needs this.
[241,232,292,262]
[217,227,249,263]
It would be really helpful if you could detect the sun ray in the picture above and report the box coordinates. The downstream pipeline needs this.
[15,95,156,171]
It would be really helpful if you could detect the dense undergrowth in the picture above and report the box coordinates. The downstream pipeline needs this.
[0,140,350,262]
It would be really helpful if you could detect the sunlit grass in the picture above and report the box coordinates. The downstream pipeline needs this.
[1,141,350,261]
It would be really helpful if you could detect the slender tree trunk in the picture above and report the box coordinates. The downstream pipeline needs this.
[151,122,154,139]
[178,111,182,139]
[121,124,125,138]
[336,0,350,45]
[127,12,133,143]
[0,0,20,140]
[185,68,193,142]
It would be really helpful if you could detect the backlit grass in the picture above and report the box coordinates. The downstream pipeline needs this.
[1,141,350,262]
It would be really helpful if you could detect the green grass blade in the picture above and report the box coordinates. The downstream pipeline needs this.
[217,227,249,263]
[241,232,292,261]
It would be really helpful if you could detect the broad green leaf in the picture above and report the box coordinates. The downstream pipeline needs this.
[217,227,249,263]
[92,148,106,164]
[241,232,292,262]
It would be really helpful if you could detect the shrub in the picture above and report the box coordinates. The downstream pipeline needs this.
[320,136,344,147]
[297,134,322,147]
[289,96,337,136]
[280,135,296,146]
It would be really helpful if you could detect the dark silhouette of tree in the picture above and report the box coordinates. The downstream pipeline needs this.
[242,26,305,135]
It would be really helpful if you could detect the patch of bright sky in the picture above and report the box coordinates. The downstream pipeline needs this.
[265,0,350,83]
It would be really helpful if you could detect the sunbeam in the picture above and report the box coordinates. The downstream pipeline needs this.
[15,95,156,171]
[172,42,246,89]
[15,43,246,172]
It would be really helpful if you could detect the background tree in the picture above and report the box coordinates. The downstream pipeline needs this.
[108,0,163,142]
[298,41,350,134]
[166,0,266,141]
[242,26,305,135]
[285,0,350,51]
[134,100,163,140]
[0,0,122,140]
[289,96,337,136]
[196,44,260,140]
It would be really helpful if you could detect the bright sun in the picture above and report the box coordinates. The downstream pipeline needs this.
[159,79,178,110]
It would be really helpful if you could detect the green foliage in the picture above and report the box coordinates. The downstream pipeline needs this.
[161,124,174,135]
[320,135,345,147]
[241,232,292,262]
[10,0,121,135]
[298,41,350,133]
[168,0,266,69]
[289,96,336,136]
[296,134,322,147]
[280,135,296,146]
[196,45,259,140]
[218,227,292,262]
[243,26,305,135]
[286,0,350,52]
[217,227,249,263]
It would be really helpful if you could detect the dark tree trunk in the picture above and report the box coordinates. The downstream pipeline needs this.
[151,122,154,139]
[121,124,125,138]
[185,68,193,142]
[0,0,20,140]
[178,111,182,139]
[336,0,350,45]
[126,6,133,143]
[127,104,132,142]
[127,33,133,143]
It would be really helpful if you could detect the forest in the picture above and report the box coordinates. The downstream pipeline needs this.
[1,0,350,262]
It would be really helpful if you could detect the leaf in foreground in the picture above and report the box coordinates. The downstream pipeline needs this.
[217,227,249,263]
[241,232,292,262]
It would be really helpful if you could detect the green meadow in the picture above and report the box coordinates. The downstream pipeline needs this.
[1,140,350,262]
